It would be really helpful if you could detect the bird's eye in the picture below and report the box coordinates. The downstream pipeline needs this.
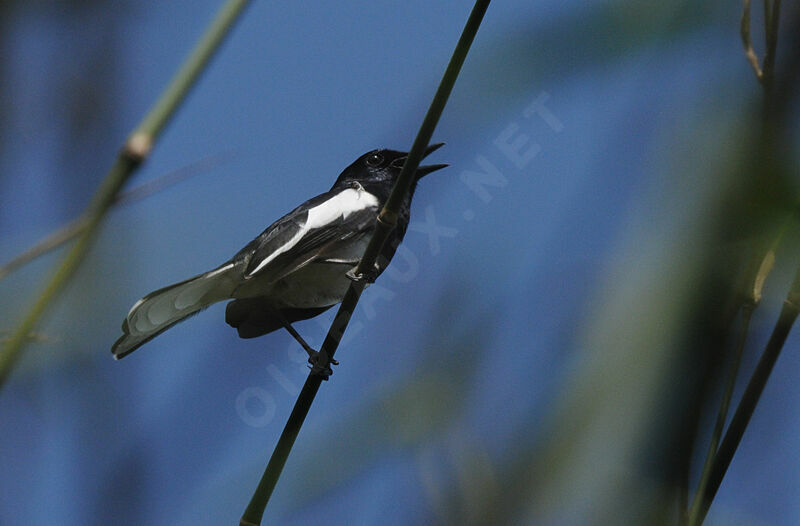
[366,153,383,167]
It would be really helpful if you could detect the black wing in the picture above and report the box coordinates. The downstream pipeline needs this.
[234,186,380,282]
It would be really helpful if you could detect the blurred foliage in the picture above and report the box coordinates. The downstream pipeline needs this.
[1,0,800,525]
[270,4,800,525]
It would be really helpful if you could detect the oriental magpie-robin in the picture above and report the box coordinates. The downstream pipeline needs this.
[111,143,447,371]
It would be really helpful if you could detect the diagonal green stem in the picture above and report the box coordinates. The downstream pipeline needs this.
[686,304,753,526]
[688,239,781,524]
[0,0,252,390]
[239,2,492,525]
[687,2,788,521]
[691,264,800,525]
[0,152,232,283]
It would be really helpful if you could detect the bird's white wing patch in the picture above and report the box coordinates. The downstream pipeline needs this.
[248,187,378,276]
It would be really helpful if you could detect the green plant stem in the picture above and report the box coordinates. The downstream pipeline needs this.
[0,216,91,284]
[239,2,491,524]
[686,3,788,521]
[762,0,781,82]
[0,0,251,390]
[691,264,800,525]
[686,229,781,523]
[0,152,232,283]
[741,0,782,84]
[686,304,753,526]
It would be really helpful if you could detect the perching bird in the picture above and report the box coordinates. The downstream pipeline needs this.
[111,144,447,370]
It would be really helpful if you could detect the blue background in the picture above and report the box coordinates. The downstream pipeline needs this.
[2,1,799,524]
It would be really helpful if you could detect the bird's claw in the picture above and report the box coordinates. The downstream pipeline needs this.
[308,350,338,380]
[346,263,379,284]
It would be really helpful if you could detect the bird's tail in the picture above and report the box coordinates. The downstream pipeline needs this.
[111,263,238,359]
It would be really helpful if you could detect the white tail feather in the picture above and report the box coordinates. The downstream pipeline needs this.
[112,263,237,358]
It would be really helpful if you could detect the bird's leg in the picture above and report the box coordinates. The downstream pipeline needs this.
[287,323,338,379]
[267,305,337,379]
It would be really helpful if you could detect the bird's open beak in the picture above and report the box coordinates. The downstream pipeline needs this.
[391,142,448,178]
[418,142,448,178]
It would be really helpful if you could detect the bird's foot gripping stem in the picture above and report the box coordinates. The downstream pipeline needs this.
[274,311,338,379]
[307,350,338,380]
[346,263,380,284]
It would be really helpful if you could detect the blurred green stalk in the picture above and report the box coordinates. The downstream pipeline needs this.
[691,263,800,524]
[686,305,752,526]
[0,0,252,389]
[686,2,786,523]
[0,152,232,283]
